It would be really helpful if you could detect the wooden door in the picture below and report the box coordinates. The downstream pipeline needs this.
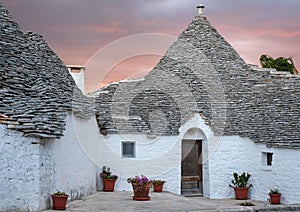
[181,140,202,195]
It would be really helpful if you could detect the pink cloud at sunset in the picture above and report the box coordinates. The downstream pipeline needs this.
[96,55,161,88]
[1,0,299,93]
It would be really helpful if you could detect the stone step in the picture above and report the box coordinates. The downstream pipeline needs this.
[181,188,203,196]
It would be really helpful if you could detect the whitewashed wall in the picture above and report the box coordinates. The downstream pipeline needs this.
[206,135,300,204]
[96,113,211,195]
[96,133,182,194]
[0,125,41,211]
[270,148,300,204]
[97,112,300,204]
[0,114,100,211]
[47,114,99,203]
[2,111,299,211]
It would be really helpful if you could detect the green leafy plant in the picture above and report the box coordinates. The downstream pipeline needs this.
[229,172,251,188]
[100,166,118,179]
[53,190,67,196]
[260,54,298,74]
[269,188,281,195]
[152,179,166,185]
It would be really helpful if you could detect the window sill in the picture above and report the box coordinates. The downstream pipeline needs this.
[260,166,272,171]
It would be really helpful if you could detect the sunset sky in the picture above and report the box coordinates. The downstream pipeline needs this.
[2,0,300,93]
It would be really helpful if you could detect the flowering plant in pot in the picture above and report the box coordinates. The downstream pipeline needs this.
[100,166,118,192]
[152,179,166,192]
[269,188,281,204]
[127,175,153,201]
[51,190,69,210]
[229,172,252,200]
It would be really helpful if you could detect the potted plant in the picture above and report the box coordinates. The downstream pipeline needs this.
[269,188,281,204]
[152,179,166,192]
[127,175,153,201]
[100,166,118,192]
[51,190,69,210]
[229,172,252,200]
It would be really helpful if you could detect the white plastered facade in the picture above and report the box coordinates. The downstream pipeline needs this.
[95,113,300,204]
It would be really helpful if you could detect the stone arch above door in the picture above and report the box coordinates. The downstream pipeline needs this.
[183,128,206,140]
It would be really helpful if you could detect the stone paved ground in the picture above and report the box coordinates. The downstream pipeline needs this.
[44,191,300,212]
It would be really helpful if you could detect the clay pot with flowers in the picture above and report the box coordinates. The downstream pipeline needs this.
[51,190,69,210]
[152,179,166,192]
[269,188,281,204]
[127,175,153,201]
[100,166,118,192]
[229,172,252,200]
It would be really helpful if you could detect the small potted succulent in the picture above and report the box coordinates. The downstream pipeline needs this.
[152,179,166,192]
[127,175,153,201]
[229,172,252,200]
[100,166,118,192]
[51,190,69,210]
[269,188,281,204]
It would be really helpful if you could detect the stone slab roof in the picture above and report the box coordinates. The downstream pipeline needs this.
[0,3,94,139]
[95,14,300,148]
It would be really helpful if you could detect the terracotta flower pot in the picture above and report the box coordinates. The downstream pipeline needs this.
[234,187,250,200]
[270,194,281,204]
[102,179,117,192]
[51,194,69,210]
[132,183,152,201]
[153,183,164,192]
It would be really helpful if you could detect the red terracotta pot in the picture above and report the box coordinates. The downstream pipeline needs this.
[270,194,281,204]
[153,184,164,192]
[132,183,152,201]
[102,179,117,192]
[234,187,250,200]
[51,194,69,210]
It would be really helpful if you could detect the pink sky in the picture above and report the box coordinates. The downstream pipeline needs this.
[2,0,300,92]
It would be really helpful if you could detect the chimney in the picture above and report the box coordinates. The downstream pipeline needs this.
[197,5,205,16]
[67,65,86,94]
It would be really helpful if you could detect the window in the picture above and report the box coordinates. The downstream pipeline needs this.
[266,153,273,166]
[262,152,273,166]
[122,142,135,158]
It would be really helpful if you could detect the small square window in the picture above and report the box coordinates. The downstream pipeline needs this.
[262,152,273,166]
[122,142,135,158]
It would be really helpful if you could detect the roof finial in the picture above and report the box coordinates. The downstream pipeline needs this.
[197,4,205,16]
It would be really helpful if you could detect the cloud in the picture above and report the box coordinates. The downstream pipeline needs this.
[1,0,299,92]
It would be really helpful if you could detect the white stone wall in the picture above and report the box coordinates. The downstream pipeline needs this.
[96,113,212,195]
[48,114,98,202]
[2,110,299,211]
[96,112,300,204]
[0,114,99,211]
[256,146,300,204]
[206,135,300,204]
[39,138,55,210]
[96,133,182,194]
[0,125,41,211]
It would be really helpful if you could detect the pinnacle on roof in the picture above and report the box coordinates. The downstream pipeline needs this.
[196,4,205,16]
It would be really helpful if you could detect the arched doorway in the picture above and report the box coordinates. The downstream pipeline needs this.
[181,128,204,196]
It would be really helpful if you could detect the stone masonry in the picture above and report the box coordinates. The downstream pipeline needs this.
[0,3,94,139]
[95,14,300,148]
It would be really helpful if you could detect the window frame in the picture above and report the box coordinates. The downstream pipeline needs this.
[121,141,136,158]
[261,152,273,169]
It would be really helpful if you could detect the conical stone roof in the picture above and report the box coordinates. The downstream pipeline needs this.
[95,10,300,148]
[0,3,94,139]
